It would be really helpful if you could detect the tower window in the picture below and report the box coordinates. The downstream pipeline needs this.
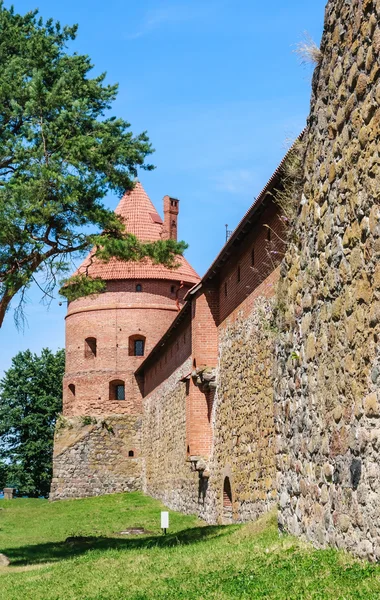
[128,450,134,457]
[84,337,97,358]
[267,228,271,241]
[136,284,142,292]
[115,385,125,400]
[68,383,76,397]
[110,380,125,401]
[237,266,241,283]
[129,335,146,357]
[134,339,144,356]
[171,285,176,294]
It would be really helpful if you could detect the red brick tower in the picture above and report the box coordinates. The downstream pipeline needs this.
[64,182,199,416]
[50,183,200,500]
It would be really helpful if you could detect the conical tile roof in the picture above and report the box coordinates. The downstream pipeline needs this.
[76,182,200,285]
[114,182,165,242]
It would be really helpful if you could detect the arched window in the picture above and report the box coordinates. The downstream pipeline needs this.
[223,477,232,508]
[68,383,76,397]
[129,335,146,357]
[128,450,134,457]
[85,337,97,358]
[109,380,125,401]
[136,284,142,292]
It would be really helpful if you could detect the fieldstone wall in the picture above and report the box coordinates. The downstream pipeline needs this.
[275,0,380,559]
[142,358,204,515]
[142,294,277,524]
[209,296,277,523]
[50,415,142,500]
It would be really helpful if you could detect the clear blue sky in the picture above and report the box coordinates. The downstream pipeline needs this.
[0,0,327,375]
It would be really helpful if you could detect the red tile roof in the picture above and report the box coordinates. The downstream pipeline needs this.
[76,182,200,285]
[115,182,165,242]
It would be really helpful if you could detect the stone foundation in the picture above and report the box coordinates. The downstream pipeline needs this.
[50,415,142,500]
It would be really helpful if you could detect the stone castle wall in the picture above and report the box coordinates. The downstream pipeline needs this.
[275,0,380,560]
[50,415,142,500]
[142,275,278,524]
[142,358,203,516]
[208,294,277,523]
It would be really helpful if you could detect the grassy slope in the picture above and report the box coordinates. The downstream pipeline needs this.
[0,493,380,600]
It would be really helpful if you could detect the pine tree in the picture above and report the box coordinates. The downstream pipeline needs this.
[0,4,186,326]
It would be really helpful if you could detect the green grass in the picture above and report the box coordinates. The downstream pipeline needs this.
[1,493,380,599]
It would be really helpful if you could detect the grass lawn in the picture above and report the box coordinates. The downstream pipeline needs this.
[0,492,380,599]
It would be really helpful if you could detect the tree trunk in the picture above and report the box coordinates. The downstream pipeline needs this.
[0,289,14,328]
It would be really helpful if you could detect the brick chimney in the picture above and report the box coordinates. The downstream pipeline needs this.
[163,195,179,241]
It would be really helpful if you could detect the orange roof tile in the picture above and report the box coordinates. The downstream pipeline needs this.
[115,182,164,242]
[76,182,200,285]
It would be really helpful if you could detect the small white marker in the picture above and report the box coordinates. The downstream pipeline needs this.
[161,511,169,535]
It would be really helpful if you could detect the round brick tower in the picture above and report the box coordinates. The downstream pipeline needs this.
[63,182,200,416]
[50,183,199,500]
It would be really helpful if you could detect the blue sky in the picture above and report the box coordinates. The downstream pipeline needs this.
[0,0,327,375]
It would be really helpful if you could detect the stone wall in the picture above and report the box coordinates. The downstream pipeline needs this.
[142,358,203,515]
[50,415,142,500]
[142,282,278,524]
[209,294,277,523]
[275,0,380,560]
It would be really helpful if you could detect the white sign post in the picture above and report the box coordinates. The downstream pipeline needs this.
[161,511,169,535]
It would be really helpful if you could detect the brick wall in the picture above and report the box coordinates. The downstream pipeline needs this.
[188,288,219,458]
[219,200,285,323]
[143,316,191,397]
[64,279,192,416]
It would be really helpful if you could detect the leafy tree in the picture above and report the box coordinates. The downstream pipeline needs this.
[0,348,65,497]
[0,4,186,326]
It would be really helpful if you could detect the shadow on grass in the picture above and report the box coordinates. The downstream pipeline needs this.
[4,524,238,567]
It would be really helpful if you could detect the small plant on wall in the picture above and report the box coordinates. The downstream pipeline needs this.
[81,416,97,427]
[101,420,114,435]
